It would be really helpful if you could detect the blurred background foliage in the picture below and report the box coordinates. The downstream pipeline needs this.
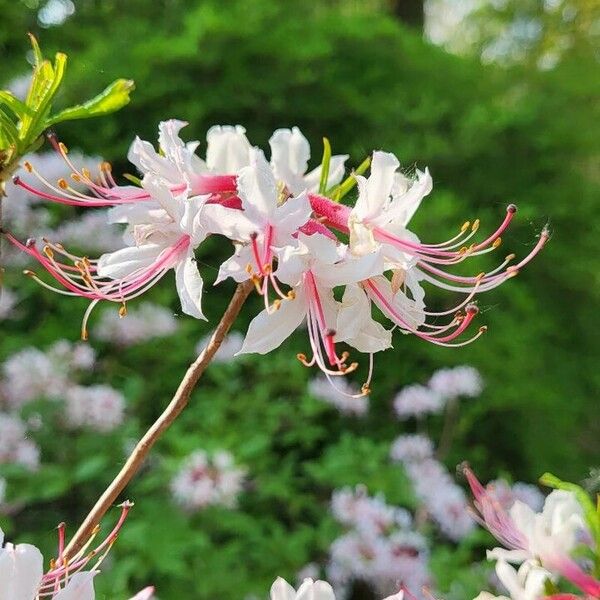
[0,0,598,598]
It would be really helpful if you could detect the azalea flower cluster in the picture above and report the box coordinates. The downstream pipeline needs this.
[170,449,246,511]
[6,121,548,391]
[328,486,431,598]
[466,467,600,600]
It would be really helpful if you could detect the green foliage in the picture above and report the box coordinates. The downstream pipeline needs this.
[0,34,133,180]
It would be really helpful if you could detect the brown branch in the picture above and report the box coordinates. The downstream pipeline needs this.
[63,279,255,559]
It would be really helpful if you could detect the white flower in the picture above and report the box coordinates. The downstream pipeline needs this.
[271,577,335,600]
[97,177,218,319]
[487,490,589,565]
[348,151,431,265]
[491,560,550,600]
[214,149,312,288]
[0,414,40,471]
[238,232,384,377]
[206,125,253,174]
[269,127,348,195]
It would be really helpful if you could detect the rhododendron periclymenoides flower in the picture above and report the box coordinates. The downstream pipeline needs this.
[7,121,549,392]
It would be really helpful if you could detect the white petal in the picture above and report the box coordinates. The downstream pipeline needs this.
[381,167,432,227]
[238,288,306,355]
[216,245,254,284]
[237,149,278,221]
[269,127,310,194]
[270,577,297,600]
[0,543,43,600]
[353,151,399,222]
[174,250,205,319]
[274,244,310,287]
[272,192,312,243]
[180,195,211,244]
[52,571,97,600]
[206,125,251,173]
[97,244,162,279]
[336,284,392,353]
[367,275,425,331]
[127,136,178,183]
[143,175,183,222]
[296,232,339,265]
[313,250,383,288]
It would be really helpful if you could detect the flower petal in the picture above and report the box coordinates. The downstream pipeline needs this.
[336,284,392,353]
[270,577,297,600]
[272,192,312,244]
[52,572,97,600]
[97,244,163,279]
[353,151,399,222]
[206,125,251,173]
[238,288,306,355]
[216,245,254,284]
[0,542,43,600]
[269,127,310,194]
[174,250,205,319]
[302,154,349,193]
[237,149,278,222]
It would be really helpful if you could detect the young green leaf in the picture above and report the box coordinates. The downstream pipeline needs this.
[47,79,135,126]
[318,137,331,195]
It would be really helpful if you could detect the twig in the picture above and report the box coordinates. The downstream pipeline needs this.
[63,279,255,559]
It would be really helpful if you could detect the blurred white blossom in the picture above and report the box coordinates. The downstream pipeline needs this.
[393,384,443,420]
[65,385,125,432]
[96,302,178,346]
[171,449,246,511]
[389,434,435,463]
[328,487,429,598]
[0,413,40,471]
[0,289,18,320]
[308,377,369,416]
[428,365,483,399]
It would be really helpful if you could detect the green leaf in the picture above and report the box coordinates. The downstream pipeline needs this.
[27,33,44,67]
[318,137,331,195]
[47,78,135,126]
[540,472,600,546]
[0,91,35,119]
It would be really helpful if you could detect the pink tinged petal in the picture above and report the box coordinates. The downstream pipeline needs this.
[206,125,251,173]
[270,577,298,600]
[353,151,400,222]
[380,167,433,227]
[97,244,163,279]
[336,284,392,353]
[269,127,311,194]
[174,250,205,320]
[128,587,155,600]
[52,571,97,600]
[238,287,306,355]
[303,154,349,193]
[0,543,43,600]
[216,245,255,284]
[237,149,278,221]
[549,557,600,597]
[272,192,313,243]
